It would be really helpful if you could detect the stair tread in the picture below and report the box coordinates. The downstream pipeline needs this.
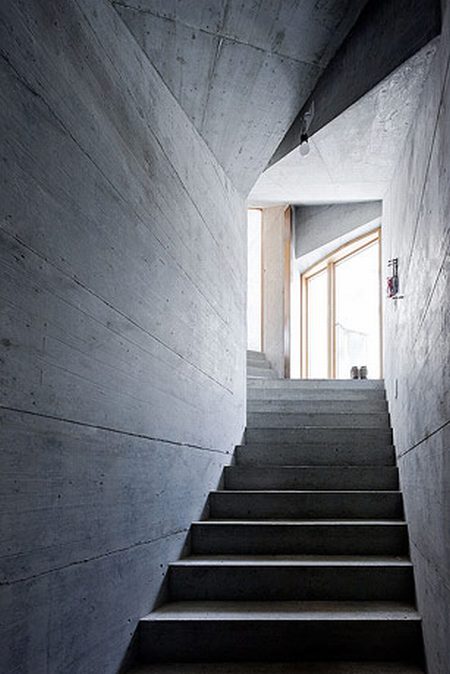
[171,555,412,566]
[143,601,420,621]
[130,663,424,673]
[249,404,389,420]
[227,466,397,470]
[195,520,406,525]
[247,422,390,428]
[214,490,401,494]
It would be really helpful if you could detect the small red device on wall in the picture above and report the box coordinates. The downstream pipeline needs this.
[387,258,403,299]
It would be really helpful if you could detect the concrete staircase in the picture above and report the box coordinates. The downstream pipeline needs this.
[246,350,277,380]
[133,354,424,672]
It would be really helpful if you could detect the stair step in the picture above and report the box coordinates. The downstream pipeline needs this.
[247,366,277,378]
[209,491,403,520]
[130,663,425,673]
[247,389,386,401]
[247,358,271,368]
[245,428,392,446]
[247,349,265,359]
[236,444,395,466]
[191,521,408,555]
[247,400,388,413]
[224,467,398,491]
[139,601,422,662]
[247,412,390,429]
[247,379,384,390]
[136,373,424,669]
[171,554,413,563]
[169,558,414,601]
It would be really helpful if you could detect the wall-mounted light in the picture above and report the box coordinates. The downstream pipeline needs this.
[299,101,314,159]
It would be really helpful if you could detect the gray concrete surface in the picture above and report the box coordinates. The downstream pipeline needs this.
[245,427,392,446]
[136,379,422,667]
[1,0,444,671]
[209,490,403,520]
[113,0,368,194]
[249,44,437,207]
[168,562,413,601]
[247,399,388,412]
[236,444,395,466]
[293,201,381,264]
[382,3,450,671]
[247,379,385,389]
[139,602,421,661]
[0,1,246,672]
[247,411,390,429]
[270,0,441,166]
[224,466,398,491]
[190,521,407,556]
[130,664,424,674]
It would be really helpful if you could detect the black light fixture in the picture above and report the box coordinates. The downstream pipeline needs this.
[299,132,310,156]
[299,101,315,158]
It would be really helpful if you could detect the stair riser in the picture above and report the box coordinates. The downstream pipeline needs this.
[247,366,276,375]
[247,413,390,429]
[169,566,414,602]
[248,390,386,401]
[247,400,388,413]
[247,350,265,359]
[247,359,271,368]
[209,492,403,520]
[247,379,384,390]
[139,621,422,662]
[236,444,395,466]
[191,524,408,555]
[224,468,398,491]
[245,429,392,446]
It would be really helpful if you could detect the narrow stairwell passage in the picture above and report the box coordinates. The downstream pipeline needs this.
[132,352,424,672]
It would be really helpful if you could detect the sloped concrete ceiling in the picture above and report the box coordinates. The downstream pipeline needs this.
[113,0,368,193]
[248,42,438,206]
[270,0,442,165]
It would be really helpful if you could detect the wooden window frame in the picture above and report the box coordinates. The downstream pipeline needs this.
[283,206,292,378]
[301,228,382,379]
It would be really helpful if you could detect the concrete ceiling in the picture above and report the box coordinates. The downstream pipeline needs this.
[248,42,438,207]
[113,0,369,194]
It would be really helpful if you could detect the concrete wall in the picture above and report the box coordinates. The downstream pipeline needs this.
[383,4,450,671]
[113,0,367,195]
[261,207,286,376]
[294,201,382,261]
[0,2,246,673]
[271,0,441,165]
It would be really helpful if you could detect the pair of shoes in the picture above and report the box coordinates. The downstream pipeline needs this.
[350,365,368,379]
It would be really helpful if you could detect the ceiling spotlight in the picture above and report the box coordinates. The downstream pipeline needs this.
[299,101,315,158]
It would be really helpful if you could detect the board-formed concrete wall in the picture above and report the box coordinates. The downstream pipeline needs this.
[293,201,382,260]
[0,2,246,672]
[383,4,450,671]
[261,207,286,377]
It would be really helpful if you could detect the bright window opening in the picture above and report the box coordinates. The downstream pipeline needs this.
[306,269,328,378]
[302,230,381,379]
[335,241,380,378]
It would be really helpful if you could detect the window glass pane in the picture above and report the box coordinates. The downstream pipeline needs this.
[335,241,380,379]
[247,209,262,351]
[307,270,328,378]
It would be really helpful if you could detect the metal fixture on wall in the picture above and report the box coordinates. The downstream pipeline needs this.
[387,258,404,299]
